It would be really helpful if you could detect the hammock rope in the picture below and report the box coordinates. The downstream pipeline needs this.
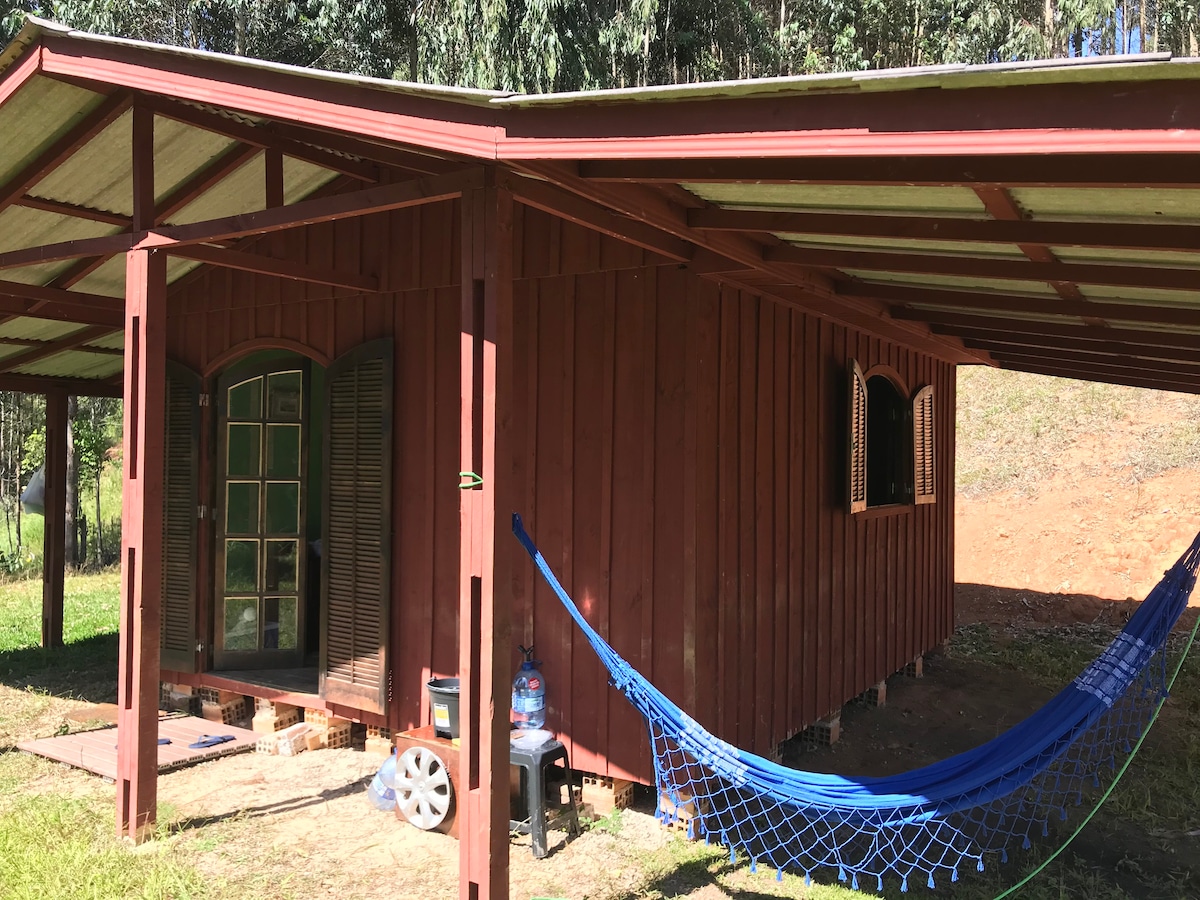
[512,514,1200,891]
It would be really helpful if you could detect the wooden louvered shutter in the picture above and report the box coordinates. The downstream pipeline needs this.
[161,362,200,673]
[913,385,936,505]
[849,360,867,514]
[320,339,393,715]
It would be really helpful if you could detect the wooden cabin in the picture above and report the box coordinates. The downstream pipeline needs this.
[4,17,1200,897]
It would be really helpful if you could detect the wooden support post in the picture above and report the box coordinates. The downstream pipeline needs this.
[116,246,167,843]
[116,105,166,844]
[458,171,514,900]
[41,388,67,649]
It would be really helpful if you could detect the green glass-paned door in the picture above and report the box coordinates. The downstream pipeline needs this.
[216,364,307,668]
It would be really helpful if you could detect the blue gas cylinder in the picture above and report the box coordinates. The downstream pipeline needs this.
[367,747,398,811]
[512,644,546,730]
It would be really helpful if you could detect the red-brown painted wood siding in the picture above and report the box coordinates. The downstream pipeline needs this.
[165,199,955,780]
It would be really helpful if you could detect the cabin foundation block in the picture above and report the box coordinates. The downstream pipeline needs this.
[903,656,924,678]
[800,713,841,748]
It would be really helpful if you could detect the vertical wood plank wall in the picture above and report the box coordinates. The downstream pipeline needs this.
[166,200,955,783]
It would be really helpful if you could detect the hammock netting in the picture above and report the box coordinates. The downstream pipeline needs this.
[512,514,1200,892]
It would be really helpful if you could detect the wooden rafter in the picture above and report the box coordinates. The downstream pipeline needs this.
[499,171,692,262]
[915,311,1200,350]
[0,372,122,396]
[263,120,463,176]
[0,279,123,311]
[15,195,131,227]
[510,160,986,363]
[973,185,1082,301]
[960,333,1200,365]
[170,244,378,290]
[0,91,132,216]
[0,168,480,270]
[142,96,380,182]
[0,324,117,374]
[0,294,122,328]
[995,358,1200,394]
[687,208,1200,255]
[577,155,1200,187]
[984,345,1200,378]
[769,244,1200,292]
[837,281,1200,327]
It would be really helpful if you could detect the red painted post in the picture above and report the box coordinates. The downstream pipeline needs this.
[116,105,166,844]
[41,388,67,649]
[116,245,167,843]
[458,172,514,899]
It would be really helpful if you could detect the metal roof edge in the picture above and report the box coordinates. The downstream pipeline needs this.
[23,16,516,108]
[494,52,1191,108]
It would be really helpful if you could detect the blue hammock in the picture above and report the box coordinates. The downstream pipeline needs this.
[512,514,1200,891]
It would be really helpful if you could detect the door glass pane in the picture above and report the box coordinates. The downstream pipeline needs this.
[265,482,299,533]
[264,539,298,593]
[268,371,302,420]
[224,597,259,651]
[265,424,301,477]
[225,482,259,534]
[264,597,297,650]
[225,539,259,592]
[227,424,261,477]
[228,377,262,420]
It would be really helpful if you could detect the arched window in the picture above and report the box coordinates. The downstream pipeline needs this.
[848,361,936,513]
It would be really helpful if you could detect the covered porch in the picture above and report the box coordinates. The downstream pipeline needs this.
[3,17,1200,900]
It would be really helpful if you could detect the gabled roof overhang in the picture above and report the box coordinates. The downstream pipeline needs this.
[2,16,1200,391]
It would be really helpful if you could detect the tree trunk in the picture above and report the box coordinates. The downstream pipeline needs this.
[235,2,248,56]
[65,395,78,568]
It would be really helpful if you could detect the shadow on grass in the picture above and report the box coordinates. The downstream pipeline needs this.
[0,631,118,704]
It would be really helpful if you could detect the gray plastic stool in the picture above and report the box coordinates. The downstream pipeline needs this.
[508,738,581,858]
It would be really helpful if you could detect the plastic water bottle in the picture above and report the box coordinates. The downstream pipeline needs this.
[512,644,546,730]
[367,747,398,811]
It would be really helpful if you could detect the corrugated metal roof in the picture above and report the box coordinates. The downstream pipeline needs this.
[0,75,103,186]
[844,271,1061,296]
[685,183,988,216]
[1013,187,1200,223]
[779,233,1026,259]
[81,331,124,351]
[0,319,88,342]
[15,349,121,378]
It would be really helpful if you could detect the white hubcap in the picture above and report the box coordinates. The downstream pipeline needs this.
[394,747,453,830]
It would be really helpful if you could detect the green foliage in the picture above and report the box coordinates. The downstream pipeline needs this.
[4,0,1190,92]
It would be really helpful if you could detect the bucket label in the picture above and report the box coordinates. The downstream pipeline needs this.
[434,703,450,728]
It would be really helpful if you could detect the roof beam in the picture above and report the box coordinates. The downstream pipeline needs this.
[0,335,120,355]
[688,208,1200,255]
[0,372,123,397]
[0,279,123,312]
[580,155,1200,188]
[960,333,1200,365]
[15,196,131,227]
[0,91,132,217]
[987,345,1200,377]
[262,120,463,176]
[769,244,1200,292]
[510,160,985,363]
[0,168,479,270]
[993,357,1200,394]
[499,171,692,262]
[911,310,1200,351]
[169,244,378,291]
[142,96,380,183]
[837,281,1200,327]
[0,325,118,375]
[0,295,122,328]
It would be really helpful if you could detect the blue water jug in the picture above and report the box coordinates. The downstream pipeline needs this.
[512,644,546,730]
[367,747,397,811]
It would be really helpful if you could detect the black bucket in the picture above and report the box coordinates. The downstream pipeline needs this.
[427,677,460,739]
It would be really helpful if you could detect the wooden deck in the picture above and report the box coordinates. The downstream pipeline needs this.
[17,716,259,780]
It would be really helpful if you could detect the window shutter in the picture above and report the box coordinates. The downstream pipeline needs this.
[320,339,393,715]
[161,362,201,673]
[913,385,936,505]
[849,360,867,514]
